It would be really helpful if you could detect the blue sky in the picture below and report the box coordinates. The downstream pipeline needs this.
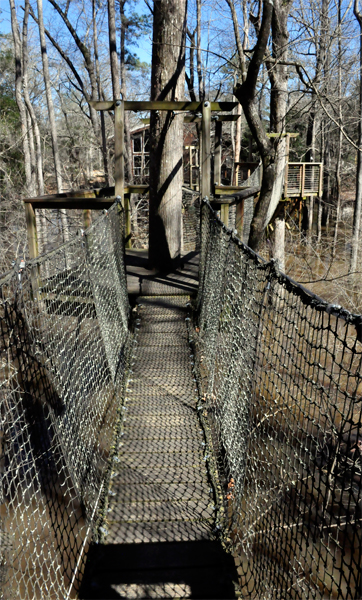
[0,0,152,64]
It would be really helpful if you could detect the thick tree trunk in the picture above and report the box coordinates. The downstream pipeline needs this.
[148,0,187,270]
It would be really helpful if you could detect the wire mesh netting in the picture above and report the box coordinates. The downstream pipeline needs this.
[194,200,362,599]
[0,202,132,599]
[129,189,201,252]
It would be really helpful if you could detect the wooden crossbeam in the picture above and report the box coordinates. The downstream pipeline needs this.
[90,100,238,112]
[24,185,150,209]
[140,114,240,125]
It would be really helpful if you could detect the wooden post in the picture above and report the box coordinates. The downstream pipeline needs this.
[235,200,244,239]
[201,101,211,199]
[25,202,38,259]
[114,100,129,241]
[124,191,132,248]
[301,163,305,197]
[318,163,323,197]
[284,134,290,198]
[214,121,222,186]
[220,204,229,227]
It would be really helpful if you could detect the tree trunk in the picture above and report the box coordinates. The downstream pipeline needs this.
[149,0,187,270]
[120,0,133,182]
[9,0,34,196]
[233,0,275,252]
[196,0,205,101]
[36,0,69,241]
[351,11,362,274]
[93,0,109,184]
[108,0,120,99]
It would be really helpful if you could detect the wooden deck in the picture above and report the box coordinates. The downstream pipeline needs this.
[125,249,199,299]
[79,255,238,599]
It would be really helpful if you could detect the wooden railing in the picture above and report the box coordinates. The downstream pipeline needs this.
[285,162,323,197]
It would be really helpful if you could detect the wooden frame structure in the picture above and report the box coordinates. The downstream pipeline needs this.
[24,100,324,256]
[24,100,238,258]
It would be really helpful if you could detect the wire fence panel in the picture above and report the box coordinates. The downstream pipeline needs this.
[195,200,362,600]
[0,203,131,599]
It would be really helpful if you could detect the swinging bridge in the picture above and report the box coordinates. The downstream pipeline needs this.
[0,101,361,600]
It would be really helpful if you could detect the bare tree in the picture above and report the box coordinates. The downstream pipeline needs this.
[9,0,34,196]
[351,0,362,274]
[36,0,69,241]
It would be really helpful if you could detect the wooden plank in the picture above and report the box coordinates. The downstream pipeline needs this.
[267,132,299,138]
[90,100,238,112]
[201,101,211,199]
[24,198,116,210]
[23,185,149,210]
[214,185,251,195]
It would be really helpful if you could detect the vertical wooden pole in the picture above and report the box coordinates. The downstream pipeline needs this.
[220,203,229,227]
[318,163,323,198]
[284,134,290,198]
[25,202,41,299]
[25,203,38,259]
[115,100,129,244]
[235,200,244,239]
[301,162,306,197]
[201,101,211,199]
[214,120,222,186]
[124,192,132,248]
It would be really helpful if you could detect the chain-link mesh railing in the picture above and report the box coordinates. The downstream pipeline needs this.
[129,189,201,252]
[194,199,362,599]
[0,202,131,599]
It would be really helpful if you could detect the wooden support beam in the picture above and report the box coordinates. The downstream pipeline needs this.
[214,185,254,195]
[267,132,299,138]
[124,192,132,249]
[24,198,116,210]
[141,114,240,125]
[235,200,244,239]
[23,185,149,210]
[220,204,229,227]
[90,100,238,112]
[114,100,125,199]
[214,121,222,187]
[25,202,38,259]
[201,101,211,199]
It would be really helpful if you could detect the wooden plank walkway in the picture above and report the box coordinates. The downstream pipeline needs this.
[79,254,237,599]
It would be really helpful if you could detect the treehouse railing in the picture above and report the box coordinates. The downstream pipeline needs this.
[285,162,323,197]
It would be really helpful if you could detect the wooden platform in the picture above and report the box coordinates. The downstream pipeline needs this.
[125,250,199,298]
[79,282,238,598]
